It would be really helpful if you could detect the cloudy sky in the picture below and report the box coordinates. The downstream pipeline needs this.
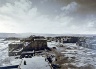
[0,0,96,34]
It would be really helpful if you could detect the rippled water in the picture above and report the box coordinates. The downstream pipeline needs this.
[83,37,96,50]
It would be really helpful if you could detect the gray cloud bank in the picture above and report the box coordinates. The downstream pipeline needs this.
[0,0,96,34]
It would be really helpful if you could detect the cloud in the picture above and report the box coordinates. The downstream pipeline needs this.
[0,0,72,34]
[0,0,96,34]
[61,2,78,12]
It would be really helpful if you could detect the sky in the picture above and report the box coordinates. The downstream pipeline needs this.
[0,0,96,34]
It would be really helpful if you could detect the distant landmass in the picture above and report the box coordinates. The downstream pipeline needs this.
[11,33,96,37]
[0,33,96,38]
[0,33,20,38]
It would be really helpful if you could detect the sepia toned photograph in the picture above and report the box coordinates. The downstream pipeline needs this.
[0,0,96,69]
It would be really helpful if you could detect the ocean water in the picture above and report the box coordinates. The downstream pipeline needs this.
[0,39,19,66]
